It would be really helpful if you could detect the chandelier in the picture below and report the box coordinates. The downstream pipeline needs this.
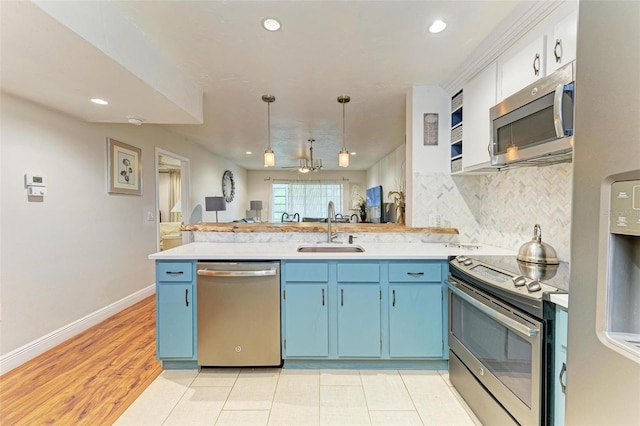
[298,139,323,173]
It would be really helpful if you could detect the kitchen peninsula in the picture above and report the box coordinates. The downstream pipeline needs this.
[150,238,514,370]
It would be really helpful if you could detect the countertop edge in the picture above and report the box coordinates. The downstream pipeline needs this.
[149,242,516,261]
[549,293,569,309]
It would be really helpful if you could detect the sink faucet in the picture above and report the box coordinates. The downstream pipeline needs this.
[327,201,338,243]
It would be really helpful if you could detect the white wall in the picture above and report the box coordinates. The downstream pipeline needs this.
[246,170,366,222]
[0,93,246,355]
[405,85,450,226]
[366,144,406,196]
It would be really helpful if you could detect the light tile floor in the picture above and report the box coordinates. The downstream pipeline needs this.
[115,368,481,426]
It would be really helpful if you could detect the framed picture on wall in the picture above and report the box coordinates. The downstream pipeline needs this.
[424,112,439,145]
[107,138,142,195]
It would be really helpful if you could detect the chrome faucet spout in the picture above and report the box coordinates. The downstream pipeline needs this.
[327,201,338,243]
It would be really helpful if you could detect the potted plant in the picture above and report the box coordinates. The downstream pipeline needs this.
[356,195,367,222]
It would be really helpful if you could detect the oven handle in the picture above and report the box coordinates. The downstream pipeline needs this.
[448,281,539,337]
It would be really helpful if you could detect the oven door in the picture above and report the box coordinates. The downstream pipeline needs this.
[448,277,543,426]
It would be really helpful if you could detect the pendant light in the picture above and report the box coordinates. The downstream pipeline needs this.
[338,95,351,167]
[262,94,276,167]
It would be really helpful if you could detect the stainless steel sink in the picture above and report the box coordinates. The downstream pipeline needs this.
[297,244,365,253]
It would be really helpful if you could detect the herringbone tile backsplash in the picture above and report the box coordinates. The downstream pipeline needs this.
[413,163,572,261]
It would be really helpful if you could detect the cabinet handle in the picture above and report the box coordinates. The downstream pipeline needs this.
[392,290,396,307]
[554,38,563,63]
[322,288,325,306]
[533,53,540,76]
[407,272,424,277]
[166,271,184,276]
[559,362,567,394]
[341,289,344,306]
[185,289,189,307]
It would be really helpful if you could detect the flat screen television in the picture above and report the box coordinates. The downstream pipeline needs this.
[366,185,383,223]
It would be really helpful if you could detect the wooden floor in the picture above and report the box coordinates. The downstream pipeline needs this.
[0,296,161,425]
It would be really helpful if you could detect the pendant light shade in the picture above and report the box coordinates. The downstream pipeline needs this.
[337,95,351,168]
[264,149,275,167]
[262,94,276,167]
[338,149,350,168]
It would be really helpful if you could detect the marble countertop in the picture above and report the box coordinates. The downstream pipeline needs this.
[149,241,515,261]
[181,222,458,234]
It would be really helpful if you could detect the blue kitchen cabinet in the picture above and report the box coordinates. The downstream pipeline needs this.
[283,283,329,356]
[337,284,381,357]
[282,262,330,357]
[554,305,568,426]
[336,262,381,357]
[389,284,443,357]
[388,261,444,358]
[281,259,448,366]
[155,261,197,366]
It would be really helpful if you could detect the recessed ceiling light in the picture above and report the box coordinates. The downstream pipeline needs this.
[127,117,143,126]
[90,98,109,105]
[263,18,281,32]
[246,151,252,155]
[351,152,357,156]
[429,20,447,34]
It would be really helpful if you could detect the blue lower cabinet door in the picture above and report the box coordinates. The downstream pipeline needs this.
[157,283,194,359]
[338,285,381,357]
[284,284,329,357]
[389,284,442,357]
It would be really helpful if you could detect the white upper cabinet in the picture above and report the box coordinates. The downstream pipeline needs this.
[462,62,497,171]
[498,34,546,101]
[546,10,578,74]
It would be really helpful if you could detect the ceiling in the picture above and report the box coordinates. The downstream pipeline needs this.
[1,1,532,171]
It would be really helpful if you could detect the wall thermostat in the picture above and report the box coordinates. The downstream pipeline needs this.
[25,172,47,197]
[25,173,47,187]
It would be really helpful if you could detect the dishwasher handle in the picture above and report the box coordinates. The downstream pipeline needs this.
[197,268,277,278]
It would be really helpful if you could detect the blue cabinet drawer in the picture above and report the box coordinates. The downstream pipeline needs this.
[157,262,193,282]
[389,262,441,282]
[337,262,380,282]
[284,262,329,282]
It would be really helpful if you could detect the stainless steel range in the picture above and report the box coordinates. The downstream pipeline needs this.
[447,255,568,426]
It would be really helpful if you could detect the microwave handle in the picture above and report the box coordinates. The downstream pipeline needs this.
[553,82,574,138]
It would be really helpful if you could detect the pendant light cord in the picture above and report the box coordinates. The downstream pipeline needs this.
[342,101,346,150]
[268,101,271,150]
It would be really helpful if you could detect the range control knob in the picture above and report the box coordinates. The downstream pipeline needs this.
[512,276,526,287]
[456,256,467,263]
[527,280,542,292]
[463,259,473,266]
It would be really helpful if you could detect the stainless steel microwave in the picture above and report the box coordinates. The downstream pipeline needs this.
[490,61,575,166]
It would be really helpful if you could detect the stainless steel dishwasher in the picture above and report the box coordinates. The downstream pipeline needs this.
[196,262,281,367]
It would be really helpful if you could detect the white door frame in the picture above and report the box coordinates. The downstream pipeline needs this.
[155,147,191,251]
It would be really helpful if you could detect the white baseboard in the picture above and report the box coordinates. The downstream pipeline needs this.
[0,284,156,376]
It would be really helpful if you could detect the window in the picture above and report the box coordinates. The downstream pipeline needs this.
[272,181,343,222]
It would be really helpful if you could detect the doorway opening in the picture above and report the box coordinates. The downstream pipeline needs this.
[156,148,190,251]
